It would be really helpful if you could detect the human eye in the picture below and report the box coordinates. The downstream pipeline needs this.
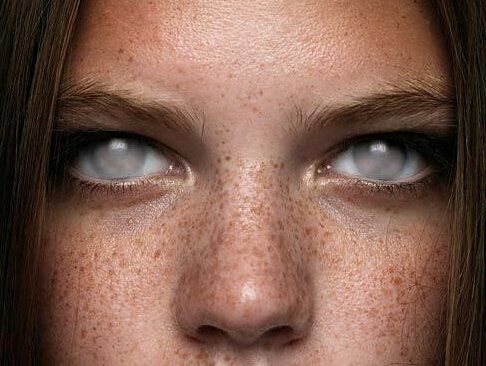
[54,132,187,197]
[329,137,429,183]
[317,132,454,196]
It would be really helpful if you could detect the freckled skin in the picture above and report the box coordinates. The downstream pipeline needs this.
[39,1,450,365]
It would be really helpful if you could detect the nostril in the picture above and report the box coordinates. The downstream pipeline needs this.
[265,325,293,337]
[192,324,300,347]
[195,325,226,341]
[262,325,301,346]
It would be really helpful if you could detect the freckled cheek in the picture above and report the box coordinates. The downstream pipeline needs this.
[307,202,449,358]
[38,208,188,363]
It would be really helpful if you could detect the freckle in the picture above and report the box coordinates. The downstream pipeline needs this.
[128,56,134,62]
[118,47,124,54]
[225,156,231,161]
[153,250,161,259]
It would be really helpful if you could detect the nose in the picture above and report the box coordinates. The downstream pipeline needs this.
[176,273,312,347]
[174,168,313,348]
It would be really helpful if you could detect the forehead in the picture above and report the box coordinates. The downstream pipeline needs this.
[68,0,448,106]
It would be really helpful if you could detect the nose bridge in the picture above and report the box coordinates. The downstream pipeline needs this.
[175,160,313,346]
[220,160,287,240]
[210,160,295,279]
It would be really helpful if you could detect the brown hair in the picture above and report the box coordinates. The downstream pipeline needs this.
[435,0,485,364]
[0,0,483,364]
[0,1,80,364]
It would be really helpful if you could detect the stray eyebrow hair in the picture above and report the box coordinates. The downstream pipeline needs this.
[56,79,204,137]
[288,78,456,137]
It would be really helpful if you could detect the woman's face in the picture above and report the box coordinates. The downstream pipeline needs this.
[40,1,453,364]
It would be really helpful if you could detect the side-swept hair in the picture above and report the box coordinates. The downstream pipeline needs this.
[0,1,80,364]
[435,0,485,364]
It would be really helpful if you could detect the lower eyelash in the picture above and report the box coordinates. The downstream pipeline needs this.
[71,177,143,196]
[350,176,433,197]
[314,172,444,202]
[61,172,184,202]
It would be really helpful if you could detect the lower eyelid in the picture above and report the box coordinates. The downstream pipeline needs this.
[312,173,438,202]
[62,173,187,207]
[313,162,439,192]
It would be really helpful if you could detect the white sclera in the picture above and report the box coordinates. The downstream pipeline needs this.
[73,138,171,181]
[331,139,428,182]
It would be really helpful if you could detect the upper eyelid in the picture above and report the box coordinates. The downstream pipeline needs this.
[340,132,447,151]
[56,131,180,160]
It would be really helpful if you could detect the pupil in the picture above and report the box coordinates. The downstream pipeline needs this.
[353,139,406,180]
[91,138,145,179]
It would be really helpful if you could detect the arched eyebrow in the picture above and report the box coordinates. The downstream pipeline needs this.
[287,78,455,137]
[55,78,204,137]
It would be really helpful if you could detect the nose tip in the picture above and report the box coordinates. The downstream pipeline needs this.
[177,280,312,347]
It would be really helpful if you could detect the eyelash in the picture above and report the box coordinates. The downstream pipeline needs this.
[50,131,186,197]
[50,130,455,198]
[316,131,455,196]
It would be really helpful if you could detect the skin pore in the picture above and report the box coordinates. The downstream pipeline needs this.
[39,0,453,365]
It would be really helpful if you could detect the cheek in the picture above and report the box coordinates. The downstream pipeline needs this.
[39,202,184,364]
[308,195,449,362]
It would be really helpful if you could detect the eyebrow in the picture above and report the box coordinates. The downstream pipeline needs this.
[288,78,455,137]
[56,78,455,139]
[56,79,204,137]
